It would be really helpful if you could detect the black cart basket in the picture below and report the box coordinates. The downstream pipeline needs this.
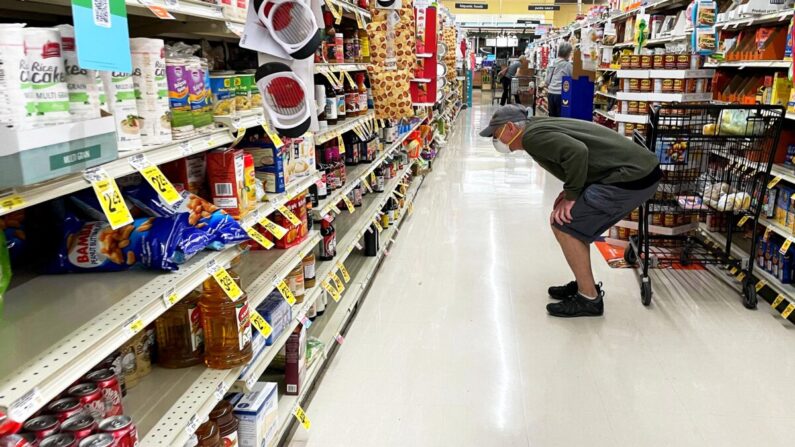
[626,103,785,308]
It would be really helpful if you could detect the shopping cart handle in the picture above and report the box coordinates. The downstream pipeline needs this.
[632,129,647,148]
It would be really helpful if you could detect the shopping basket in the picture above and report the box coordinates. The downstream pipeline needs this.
[625,103,785,308]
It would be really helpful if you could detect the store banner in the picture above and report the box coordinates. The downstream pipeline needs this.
[528,5,560,10]
[454,3,488,9]
[70,0,132,73]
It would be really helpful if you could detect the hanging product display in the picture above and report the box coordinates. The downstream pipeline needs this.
[253,0,322,60]
[255,62,312,137]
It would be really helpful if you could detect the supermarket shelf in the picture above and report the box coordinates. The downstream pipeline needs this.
[613,41,634,49]
[610,0,688,22]
[273,176,422,446]
[615,69,715,79]
[131,234,321,447]
[0,111,267,218]
[703,60,790,69]
[646,33,690,46]
[770,164,795,185]
[787,113,795,121]
[604,237,629,248]
[314,111,375,145]
[613,113,649,124]
[595,91,617,100]
[615,91,712,102]
[314,120,423,216]
[326,0,372,19]
[598,66,619,72]
[614,220,699,236]
[717,9,793,29]
[314,63,371,73]
[759,217,793,241]
[594,109,616,121]
[0,172,319,425]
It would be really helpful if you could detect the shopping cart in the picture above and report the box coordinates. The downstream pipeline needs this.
[624,103,785,308]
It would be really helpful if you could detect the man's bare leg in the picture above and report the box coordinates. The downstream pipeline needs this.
[551,225,598,298]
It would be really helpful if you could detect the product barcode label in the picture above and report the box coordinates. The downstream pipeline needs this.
[93,0,112,27]
[245,371,257,390]
[214,183,233,196]
[8,388,43,422]
[213,381,226,401]
[179,140,192,155]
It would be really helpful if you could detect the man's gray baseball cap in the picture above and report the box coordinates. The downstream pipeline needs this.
[479,104,531,137]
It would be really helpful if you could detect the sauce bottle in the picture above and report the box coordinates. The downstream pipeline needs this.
[303,253,316,288]
[314,75,327,130]
[154,290,204,368]
[209,400,239,447]
[335,82,346,121]
[375,165,385,192]
[324,78,337,125]
[288,264,305,304]
[345,79,358,117]
[334,25,344,63]
[199,258,253,369]
[356,73,368,114]
[323,8,336,63]
[319,217,337,261]
[343,28,355,63]
[358,28,370,63]
[195,420,221,447]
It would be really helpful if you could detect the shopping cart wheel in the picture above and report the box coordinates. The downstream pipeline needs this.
[742,278,758,310]
[624,245,637,265]
[641,277,652,306]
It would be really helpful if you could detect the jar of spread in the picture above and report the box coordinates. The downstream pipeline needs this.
[640,55,652,69]
[630,55,641,69]
[302,253,316,288]
[287,264,305,304]
[620,54,631,69]
[624,123,635,136]
[664,54,676,69]
[629,78,640,92]
[640,79,652,92]
[662,79,674,93]
[676,54,690,69]
[653,53,664,69]
[673,79,684,93]
[628,101,638,114]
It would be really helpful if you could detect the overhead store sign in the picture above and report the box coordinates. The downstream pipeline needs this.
[455,2,488,9]
[517,19,541,24]
[528,5,560,10]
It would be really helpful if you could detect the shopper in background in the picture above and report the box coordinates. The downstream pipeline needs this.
[545,42,573,117]
[480,105,662,317]
[498,57,522,106]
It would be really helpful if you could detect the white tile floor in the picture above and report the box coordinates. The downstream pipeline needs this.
[289,97,795,447]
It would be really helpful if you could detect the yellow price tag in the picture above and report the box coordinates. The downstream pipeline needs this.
[343,195,355,213]
[261,121,284,148]
[393,189,405,198]
[336,261,350,282]
[293,405,311,430]
[276,279,297,305]
[207,261,243,301]
[736,272,746,282]
[0,194,24,213]
[768,175,783,189]
[232,127,247,147]
[355,11,365,28]
[772,294,785,308]
[334,4,342,24]
[729,266,738,275]
[278,205,301,226]
[330,204,342,214]
[125,315,145,336]
[259,216,288,239]
[780,237,793,254]
[343,71,356,88]
[163,288,179,307]
[408,201,414,215]
[245,226,274,249]
[88,173,134,230]
[321,280,341,302]
[250,310,273,337]
[755,280,767,292]
[373,219,383,233]
[764,227,772,240]
[330,272,345,293]
[782,303,795,319]
[736,215,750,228]
[140,165,181,205]
[338,134,346,154]
[361,178,373,193]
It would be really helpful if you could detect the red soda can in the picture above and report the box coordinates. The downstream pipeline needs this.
[85,369,123,418]
[22,415,60,440]
[0,434,33,447]
[98,416,137,447]
[61,413,97,443]
[76,433,114,447]
[46,398,84,422]
[66,384,103,422]
[40,433,77,447]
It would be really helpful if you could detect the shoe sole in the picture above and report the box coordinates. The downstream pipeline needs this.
[547,311,604,318]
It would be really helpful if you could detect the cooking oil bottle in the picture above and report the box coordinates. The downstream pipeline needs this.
[154,289,204,368]
[199,257,253,369]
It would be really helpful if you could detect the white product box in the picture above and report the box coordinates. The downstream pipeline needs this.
[233,381,279,447]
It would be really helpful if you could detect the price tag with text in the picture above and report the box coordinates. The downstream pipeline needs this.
[764,227,772,240]
[124,314,145,336]
[293,405,311,430]
[782,303,795,319]
[179,140,192,156]
[137,0,176,19]
[330,203,342,215]
[373,219,383,233]
[243,218,275,249]
[780,237,793,254]
[361,177,372,193]
[185,414,201,436]
[213,381,226,401]
[163,287,179,308]
[261,121,284,148]
[84,168,134,229]
[129,154,181,205]
[232,127,247,146]
[343,195,355,213]
[259,216,288,239]
[768,175,783,189]
[338,134,346,154]
[0,194,24,213]
[8,388,43,423]
[736,272,746,282]
[250,309,273,337]
[206,260,243,301]
[321,280,341,302]
[330,272,345,293]
[276,279,297,305]
[772,294,785,308]
[736,215,750,228]
[278,205,301,226]
[299,314,312,329]
[755,280,767,292]
[336,261,351,282]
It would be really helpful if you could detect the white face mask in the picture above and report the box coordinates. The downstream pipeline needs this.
[493,139,512,154]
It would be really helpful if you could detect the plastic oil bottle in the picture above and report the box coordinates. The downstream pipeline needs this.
[154,289,204,368]
[199,258,253,369]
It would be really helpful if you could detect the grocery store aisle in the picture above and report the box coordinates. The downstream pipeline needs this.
[289,97,795,447]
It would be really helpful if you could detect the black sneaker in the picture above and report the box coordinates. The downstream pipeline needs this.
[546,291,604,318]
[548,281,602,300]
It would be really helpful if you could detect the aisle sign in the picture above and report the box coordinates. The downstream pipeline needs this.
[70,0,132,72]
[454,2,487,9]
[772,294,785,308]
[129,154,181,205]
[250,310,273,337]
[782,303,795,319]
[278,205,302,226]
[330,272,345,293]
[336,261,351,282]
[321,279,341,302]
[276,279,297,305]
[206,260,243,301]
[0,194,25,213]
[293,405,311,430]
[84,168,134,229]
[259,216,288,239]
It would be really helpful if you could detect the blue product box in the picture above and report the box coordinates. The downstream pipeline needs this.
[780,248,794,284]
[257,291,293,346]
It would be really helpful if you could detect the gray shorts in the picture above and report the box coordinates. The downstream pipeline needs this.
[553,182,659,243]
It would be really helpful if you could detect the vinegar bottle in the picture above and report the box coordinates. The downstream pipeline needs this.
[199,259,253,369]
[155,290,204,368]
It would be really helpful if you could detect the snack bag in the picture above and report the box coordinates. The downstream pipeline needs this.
[1,211,26,263]
[45,213,209,273]
[126,186,248,250]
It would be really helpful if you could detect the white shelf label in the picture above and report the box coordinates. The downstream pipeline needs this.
[163,287,179,308]
[8,387,43,422]
[185,414,201,436]
[179,140,192,156]
[213,381,226,401]
[124,314,145,336]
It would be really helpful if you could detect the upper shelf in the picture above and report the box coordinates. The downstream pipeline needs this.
[314,63,371,73]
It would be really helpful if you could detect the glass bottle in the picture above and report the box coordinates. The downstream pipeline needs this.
[196,420,221,447]
[358,28,370,63]
[323,8,337,63]
[345,79,358,117]
[356,73,368,114]
[335,81,346,121]
[324,78,337,125]
[314,75,327,130]
[154,289,204,368]
[319,217,337,261]
[199,259,253,369]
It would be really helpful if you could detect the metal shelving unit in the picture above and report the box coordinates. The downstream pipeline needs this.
[314,112,375,145]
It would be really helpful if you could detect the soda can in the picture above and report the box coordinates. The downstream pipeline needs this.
[98,416,138,447]
[85,369,123,417]
[40,433,77,447]
[67,384,104,422]
[61,413,97,442]
[0,434,33,447]
[22,415,60,440]
[77,434,115,447]
[47,398,85,422]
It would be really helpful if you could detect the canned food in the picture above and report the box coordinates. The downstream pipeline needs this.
[98,416,138,447]
[664,213,675,227]
[86,369,123,417]
[638,102,648,114]
[673,79,684,93]
[624,123,635,137]
[629,79,639,92]
[235,74,253,111]
[628,101,638,114]
[67,383,104,421]
[47,398,84,422]
[652,213,663,226]
[676,54,690,69]
[23,415,60,440]
[640,55,652,69]
[208,73,236,117]
[664,54,676,69]
[620,54,631,69]
[242,70,262,110]
[61,413,98,442]
[0,434,33,447]
[77,434,115,447]
[653,54,664,69]
[630,55,641,69]
[40,433,77,447]
[640,79,652,92]
[662,79,673,93]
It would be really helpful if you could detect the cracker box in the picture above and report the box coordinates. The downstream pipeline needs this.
[207,147,246,216]
[233,382,279,447]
